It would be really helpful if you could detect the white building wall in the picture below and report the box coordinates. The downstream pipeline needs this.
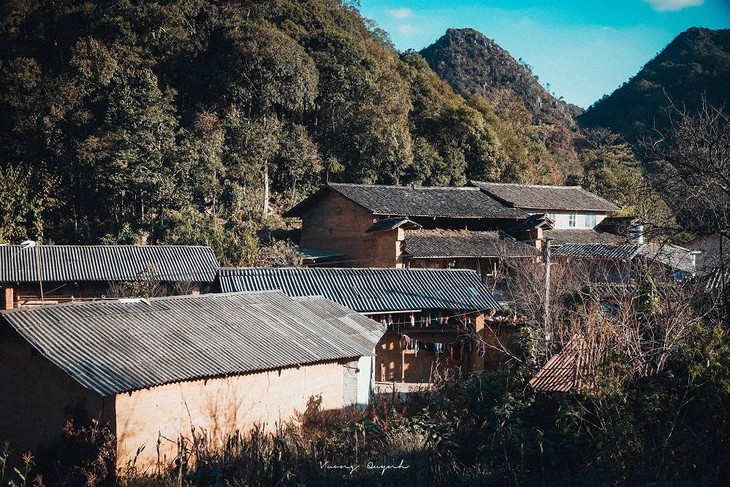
[529,210,608,230]
[356,355,374,407]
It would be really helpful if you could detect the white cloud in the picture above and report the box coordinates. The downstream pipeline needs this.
[385,8,414,19]
[397,24,418,36]
[643,0,703,12]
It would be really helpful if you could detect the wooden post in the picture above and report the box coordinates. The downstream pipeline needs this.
[3,287,13,310]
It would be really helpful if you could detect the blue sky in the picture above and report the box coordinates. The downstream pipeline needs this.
[358,0,730,108]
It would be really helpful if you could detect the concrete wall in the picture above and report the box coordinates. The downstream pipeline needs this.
[356,356,374,407]
[0,328,113,456]
[114,361,347,471]
[299,193,401,268]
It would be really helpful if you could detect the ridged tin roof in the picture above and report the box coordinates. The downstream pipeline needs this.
[471,181,620,212]
[216,267,501,312]
[553,243,696,273]
[0,245,219,283]
[404,230,538,258]
[284,183,526,219]
[1,291,385,396]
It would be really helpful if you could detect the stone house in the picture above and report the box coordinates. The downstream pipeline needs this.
[0,291,384,471]
[215,267,514,382]
[0,245,220,309]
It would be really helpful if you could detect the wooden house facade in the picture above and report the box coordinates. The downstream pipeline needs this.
[215,267,514,383]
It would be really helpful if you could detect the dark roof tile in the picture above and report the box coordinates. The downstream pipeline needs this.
[285,183,526,219]
[405,230,538,258]
[471,181,620,212]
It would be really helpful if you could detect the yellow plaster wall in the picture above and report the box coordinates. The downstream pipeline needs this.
[114,361,345,471]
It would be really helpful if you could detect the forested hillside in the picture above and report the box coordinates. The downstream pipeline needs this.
[419,28,585,187]
[0,0,570,261]
[579,27,730,140]
[0,0,682,263]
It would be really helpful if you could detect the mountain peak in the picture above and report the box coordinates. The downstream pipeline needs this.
[420,27,581,126]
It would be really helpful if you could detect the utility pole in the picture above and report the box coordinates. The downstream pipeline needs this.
[542,237,552,356]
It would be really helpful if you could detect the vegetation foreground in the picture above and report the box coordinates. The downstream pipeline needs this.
[2,323,729,487]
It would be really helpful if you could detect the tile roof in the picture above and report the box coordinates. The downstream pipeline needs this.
[543,229,627,246]
[284,183,526,219]
[366,218,422,233]
[637,244,697,274]
[1,291,385,396]
[529,335,598,393]
[0,245,219,283]
[553,243,640,260]
[215,267,501,313]
[510,213,554,232]
[470,181,621,212]
[404,230,539,258]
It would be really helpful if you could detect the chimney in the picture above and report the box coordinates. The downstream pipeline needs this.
[629,223,644,245]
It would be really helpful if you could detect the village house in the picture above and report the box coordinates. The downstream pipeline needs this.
[470,181,621,231]
[551,242,698,283]
[0,244,220,309]
[285,182,628,275]
[683,232,730,276]
[215,267,516,383]
[0,291,385,471]
[284,182,527,268]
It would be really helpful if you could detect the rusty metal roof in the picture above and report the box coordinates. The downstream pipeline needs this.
[215,267,501,312]
[1,291,385,396]
[529,335,597,393]
[0,245,219,283]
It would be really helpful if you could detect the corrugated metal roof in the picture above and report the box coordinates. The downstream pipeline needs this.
[404,230,538,258]
[0,245,219,283]
[216,267,501,312]
[1,291,385,396]
[471,181,621,212]
[706,269,729,291]
[284,183,526,219]
[552,243,696,273]
[636,244,696,274]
